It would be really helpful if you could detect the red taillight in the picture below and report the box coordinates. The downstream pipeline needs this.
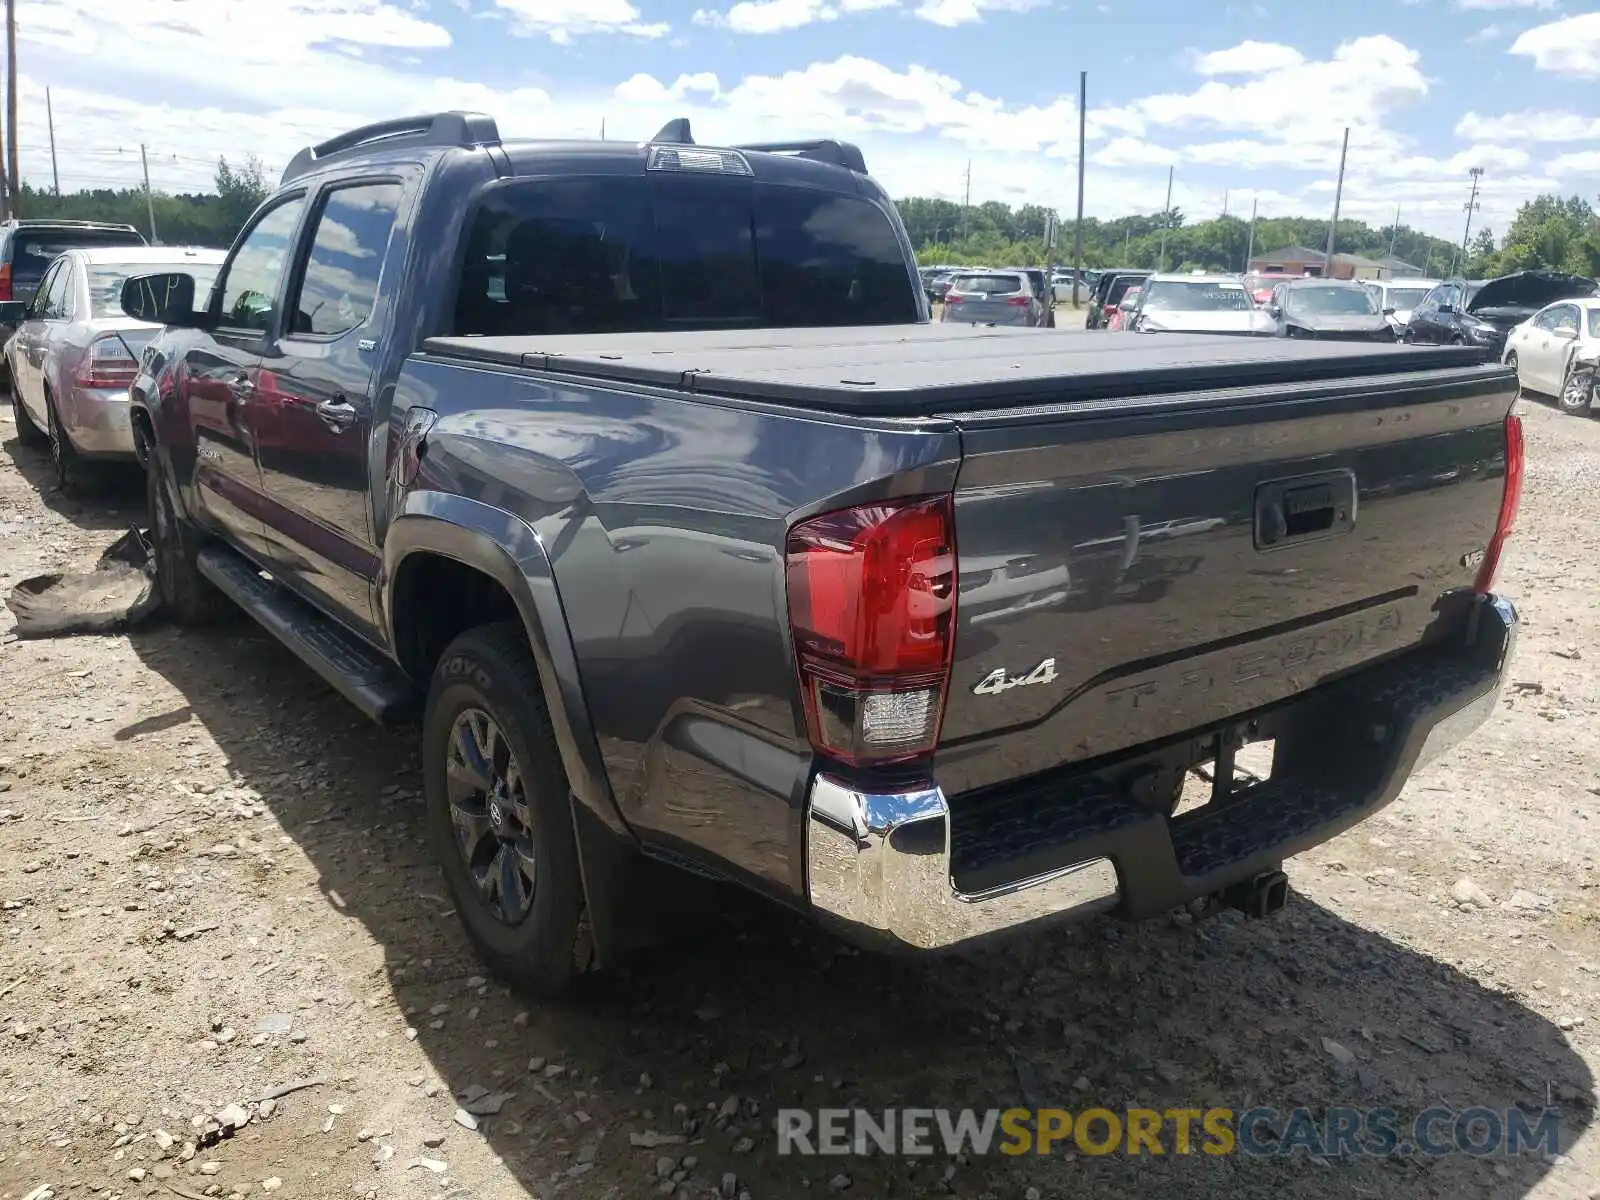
[946,292,964,304]
[785,495,957,766]
[1474,412,1524,594]
[1006,296,1029,306]
[75,334,139,389]
[0,263,11,302]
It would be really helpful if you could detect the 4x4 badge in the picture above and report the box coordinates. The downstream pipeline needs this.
[973,658,1059,696]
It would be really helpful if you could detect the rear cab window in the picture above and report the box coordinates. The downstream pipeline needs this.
[451,175,918,335]
[950,274,1023,294]
[8,228,146,285]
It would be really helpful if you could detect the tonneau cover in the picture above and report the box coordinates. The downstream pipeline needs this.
[422,324,1497,416]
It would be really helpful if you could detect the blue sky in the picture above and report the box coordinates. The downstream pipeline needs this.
[16,0,1600,239]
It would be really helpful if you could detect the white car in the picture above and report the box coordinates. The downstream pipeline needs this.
[1364,277,1439,332]
[1125,273,1273,336]
[1501,296,1600,415]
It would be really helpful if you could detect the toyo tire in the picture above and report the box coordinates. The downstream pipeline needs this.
[423,622,587,998]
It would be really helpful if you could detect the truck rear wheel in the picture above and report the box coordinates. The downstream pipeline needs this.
[423,622,586,998]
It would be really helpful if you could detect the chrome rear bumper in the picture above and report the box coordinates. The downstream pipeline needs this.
[805,775,1119,952]
[805,594,1516,953]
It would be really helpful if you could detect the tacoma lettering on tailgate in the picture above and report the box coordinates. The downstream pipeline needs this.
[1103,606,1405,711]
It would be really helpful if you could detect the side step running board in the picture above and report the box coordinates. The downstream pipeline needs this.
[195,545,417,725]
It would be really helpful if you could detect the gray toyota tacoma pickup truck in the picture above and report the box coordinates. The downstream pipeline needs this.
[119,112,1523,996]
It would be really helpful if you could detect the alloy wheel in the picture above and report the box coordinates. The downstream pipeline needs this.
[445,707,538,925]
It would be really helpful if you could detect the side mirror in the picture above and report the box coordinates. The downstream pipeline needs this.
[120,272,202,327]
[1265,303,1281,319]
[1382,307,1396,317]
[0,299,27,325]
[1553,326,1578,340]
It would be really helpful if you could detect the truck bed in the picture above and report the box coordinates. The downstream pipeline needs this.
[423,324,1496,417]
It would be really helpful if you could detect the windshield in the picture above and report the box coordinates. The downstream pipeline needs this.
[88,261,223,318]
[1383,287,1430,310]
[1285,285,1379,316]
[1142,280,1252,312]
[452,175,918,334]
[951,274,1023,294]
[1591,307,1600,338]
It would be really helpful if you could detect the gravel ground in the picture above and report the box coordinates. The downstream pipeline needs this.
[0,394,1597,1200]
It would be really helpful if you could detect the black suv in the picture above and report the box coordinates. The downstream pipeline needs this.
[1406,270,1596,355]
[0,218,147,383]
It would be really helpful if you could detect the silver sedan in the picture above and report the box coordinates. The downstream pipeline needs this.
[6,245,224,487]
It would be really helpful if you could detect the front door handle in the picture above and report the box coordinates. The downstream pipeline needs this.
[227,373,255,400]
[315,397,358,432]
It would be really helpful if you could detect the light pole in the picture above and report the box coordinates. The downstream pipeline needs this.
[1460,167,1484,270]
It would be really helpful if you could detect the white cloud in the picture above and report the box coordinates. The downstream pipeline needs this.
[1134,36,1427,147]
[1465,23,1505,46]
[1510,12,1600,77]
[1454,0,1555,9]
[627,56,1086,153]
[1547,149,1600,175]
[690,0,1023,31]
[613,72,722,103]
[693,0,839,33]
[491,0,669,42]
[1456,109,1600,141]
[913,0,1047,28]
[1192,40,1306,76]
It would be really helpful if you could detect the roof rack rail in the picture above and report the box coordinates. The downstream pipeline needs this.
[734,139,868,174]
[281,111,501,184]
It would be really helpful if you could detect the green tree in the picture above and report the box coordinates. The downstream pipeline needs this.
[214,155,270,240]
[1497,194,1599,276]
[1465,227,1499,277]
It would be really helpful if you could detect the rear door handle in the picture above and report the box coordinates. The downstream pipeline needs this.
[315,397,358,432]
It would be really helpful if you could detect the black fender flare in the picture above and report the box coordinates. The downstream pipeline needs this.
[383,495,664,966]
[380,491,630,844]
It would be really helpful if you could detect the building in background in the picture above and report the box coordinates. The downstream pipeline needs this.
[1247,247,1418,281]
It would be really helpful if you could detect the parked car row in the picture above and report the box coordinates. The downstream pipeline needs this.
[1073,264,1597,414]
[1,232,227,487]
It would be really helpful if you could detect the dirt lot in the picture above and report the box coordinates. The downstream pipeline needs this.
[0,396,1597,1200]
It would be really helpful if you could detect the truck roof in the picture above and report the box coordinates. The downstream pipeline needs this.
[281,110,874,198]
[424,324,1497,417]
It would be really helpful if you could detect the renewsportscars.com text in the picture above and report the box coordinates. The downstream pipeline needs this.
[775,1106,1562,1159]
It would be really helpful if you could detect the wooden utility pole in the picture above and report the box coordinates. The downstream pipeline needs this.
[1323,126,1350,266]
[960,158,971,240]
[46,88,59,195]
[1071,70,1087,307]
[1245,196,1258,272]
[5,0,17,216]
[1157,165,1174,272]
[140,144,158,243]
[1460,167,1484,267]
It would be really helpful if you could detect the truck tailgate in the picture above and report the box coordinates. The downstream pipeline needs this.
[936,361,1516,798]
